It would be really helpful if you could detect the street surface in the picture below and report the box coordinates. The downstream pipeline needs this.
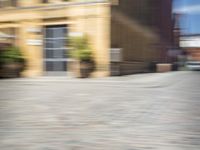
[0,71,200,150]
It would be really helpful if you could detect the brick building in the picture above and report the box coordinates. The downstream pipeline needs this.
[180,35,200,61]
[110,0,174,75]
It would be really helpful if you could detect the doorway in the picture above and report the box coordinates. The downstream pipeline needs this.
[44,25,68,76]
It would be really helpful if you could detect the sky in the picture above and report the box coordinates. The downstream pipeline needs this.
[174,0,200,34]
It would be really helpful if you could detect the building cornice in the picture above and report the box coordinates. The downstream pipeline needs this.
[0,0,109,12]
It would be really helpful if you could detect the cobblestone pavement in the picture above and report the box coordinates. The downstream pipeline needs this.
[0,71,200,150]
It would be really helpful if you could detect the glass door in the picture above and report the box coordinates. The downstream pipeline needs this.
[44,25,68,76]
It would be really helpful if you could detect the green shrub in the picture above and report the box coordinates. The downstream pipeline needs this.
[0,46,25,64]
[69,35,93,62]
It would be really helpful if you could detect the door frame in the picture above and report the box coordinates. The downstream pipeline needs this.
[43,25,68,76]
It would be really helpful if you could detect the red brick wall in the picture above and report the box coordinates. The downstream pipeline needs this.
[186,48,200,61]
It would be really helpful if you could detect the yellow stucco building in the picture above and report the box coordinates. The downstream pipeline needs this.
[0,0,111,77]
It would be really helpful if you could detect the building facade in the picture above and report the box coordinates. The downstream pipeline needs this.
[110,0,174,75]
[0,0,111,77]
[0,0,173,77]
[180,35,200,61]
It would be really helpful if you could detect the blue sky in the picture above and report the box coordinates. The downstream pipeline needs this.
[174,0,200,34]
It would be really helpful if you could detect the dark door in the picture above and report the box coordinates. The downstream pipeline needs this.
[44,25,68,75]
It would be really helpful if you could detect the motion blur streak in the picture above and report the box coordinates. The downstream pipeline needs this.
[1,0,200,150]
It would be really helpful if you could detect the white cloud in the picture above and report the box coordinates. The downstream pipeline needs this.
[174,5,200,14]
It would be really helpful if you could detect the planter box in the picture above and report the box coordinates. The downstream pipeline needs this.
[156,63,172,73]
[0,63,23,78]
[70,60,95,78]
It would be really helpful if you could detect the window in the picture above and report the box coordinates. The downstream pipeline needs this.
[11,0,17,6]
[0,0,17,7]
[42,0,49,3]
[0,0,9,8]
[111,0,119,5]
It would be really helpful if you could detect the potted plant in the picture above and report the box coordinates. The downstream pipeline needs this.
[69,35,95,78]
[0,46,25,78]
